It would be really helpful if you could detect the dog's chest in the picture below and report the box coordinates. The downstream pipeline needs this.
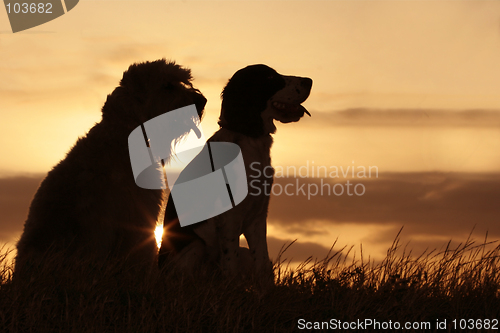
[239,135,273,183]
[237,136,274,223]
[210,130,274,214]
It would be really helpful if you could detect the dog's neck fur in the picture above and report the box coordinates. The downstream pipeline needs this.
[218,106,278,137]
[259,106,278,135]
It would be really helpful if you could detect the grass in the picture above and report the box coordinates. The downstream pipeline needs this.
[1,229,499,332]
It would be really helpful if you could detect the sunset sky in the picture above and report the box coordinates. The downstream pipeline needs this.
[1,0,500,264]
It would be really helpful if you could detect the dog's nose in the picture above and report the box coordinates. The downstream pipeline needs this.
[301,78,313,90]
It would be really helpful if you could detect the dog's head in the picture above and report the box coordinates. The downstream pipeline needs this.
[102,59,207,139]
[219,64,312,137]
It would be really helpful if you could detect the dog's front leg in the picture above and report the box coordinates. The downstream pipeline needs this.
[215,214,241,276]
[244,212,273,282]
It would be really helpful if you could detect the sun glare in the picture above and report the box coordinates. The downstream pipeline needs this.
[154,224,163,249]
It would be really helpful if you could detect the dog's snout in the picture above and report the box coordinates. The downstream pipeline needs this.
[301,78,313,90]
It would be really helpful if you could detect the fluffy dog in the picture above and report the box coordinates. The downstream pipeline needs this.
[15,59,206,282]
[159,64,312,282]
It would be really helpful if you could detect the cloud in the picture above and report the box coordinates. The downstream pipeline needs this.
[2,173,499,263]
[303,109,500,128]
[267,172,500,244]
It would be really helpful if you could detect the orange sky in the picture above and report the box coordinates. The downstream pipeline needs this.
[1,1,500,262]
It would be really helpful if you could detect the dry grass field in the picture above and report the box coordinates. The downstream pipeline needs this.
[0,230,499,332]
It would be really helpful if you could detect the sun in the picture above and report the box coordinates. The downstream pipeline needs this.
[154,224,163,249]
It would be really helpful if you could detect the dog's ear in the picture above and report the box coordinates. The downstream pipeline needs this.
[219,82,267,137]
[101,86,143,128]
[119,60,164,101]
